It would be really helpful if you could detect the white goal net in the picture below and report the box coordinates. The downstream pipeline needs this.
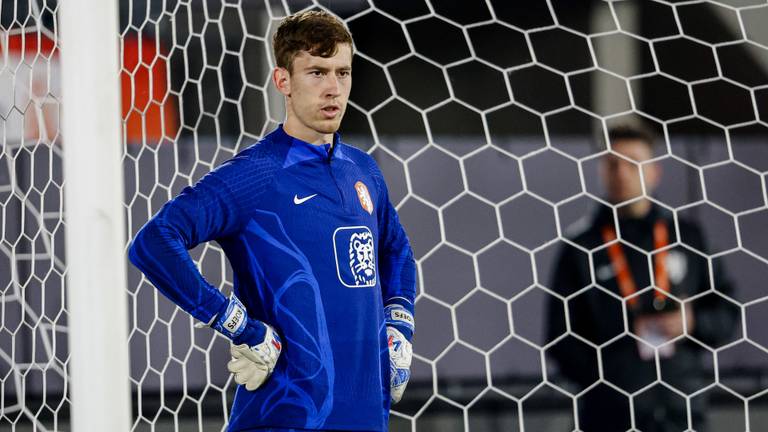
[1,0,768,431]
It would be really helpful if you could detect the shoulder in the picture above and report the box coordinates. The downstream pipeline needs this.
[234,132,288,166]
[206,133,287,188]
[565,206,607,243]
[561,209,609,251]
[338,142,377,167]
[337,142,386,183]
[567,221,603,252]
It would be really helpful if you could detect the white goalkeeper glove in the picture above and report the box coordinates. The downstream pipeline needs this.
[228,324,282,391]
[205,295,283,391]
[388,326,412,404]
[385,303,414,404]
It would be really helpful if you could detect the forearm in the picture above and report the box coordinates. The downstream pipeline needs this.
[379,226,417,307]
[381,246,416,338]
[128,218,228,324]
[373,161,417,339]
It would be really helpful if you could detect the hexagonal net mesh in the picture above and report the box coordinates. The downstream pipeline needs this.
[2,0,768,431]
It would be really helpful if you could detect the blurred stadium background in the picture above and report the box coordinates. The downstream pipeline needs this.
[1,0,768,430]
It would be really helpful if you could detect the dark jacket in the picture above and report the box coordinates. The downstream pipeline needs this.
[546,204,738,432]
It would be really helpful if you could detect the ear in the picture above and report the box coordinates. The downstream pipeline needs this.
[272,67,291,96]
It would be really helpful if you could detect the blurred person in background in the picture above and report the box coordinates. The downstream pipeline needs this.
[546,125,738,432]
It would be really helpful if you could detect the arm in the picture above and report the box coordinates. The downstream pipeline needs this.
[373,169,417,340]
[368,159,416,404]
[128,152,274,345]
[684,225,739,347]
[130,151,284,391]
[546,244,599,390]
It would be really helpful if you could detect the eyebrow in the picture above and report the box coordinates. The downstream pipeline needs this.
[303,65,352,72]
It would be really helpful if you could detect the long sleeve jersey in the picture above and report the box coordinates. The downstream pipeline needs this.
[128,125,417,432]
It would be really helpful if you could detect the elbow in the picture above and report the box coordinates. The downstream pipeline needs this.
[127,221,152,268]
[128,217,190,268]
[128,218,167,268]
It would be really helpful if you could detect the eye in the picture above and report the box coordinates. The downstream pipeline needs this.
[310,70,323,77]
[338,70,351,78]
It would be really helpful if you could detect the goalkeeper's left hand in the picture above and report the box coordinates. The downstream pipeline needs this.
[385,304,414,404]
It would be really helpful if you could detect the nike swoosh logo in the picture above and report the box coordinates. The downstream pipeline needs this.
[293,194,318,205]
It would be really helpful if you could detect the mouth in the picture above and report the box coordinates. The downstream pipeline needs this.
[321,105,341,119]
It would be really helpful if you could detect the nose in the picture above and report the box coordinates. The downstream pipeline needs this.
[609,157,635,180]
[325,75,341,98]
[620,160,640,180]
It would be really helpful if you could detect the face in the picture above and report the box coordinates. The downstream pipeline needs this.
[602,139,660,204]
[273,44,352,143]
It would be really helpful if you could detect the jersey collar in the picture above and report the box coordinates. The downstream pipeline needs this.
[275,124,344,168]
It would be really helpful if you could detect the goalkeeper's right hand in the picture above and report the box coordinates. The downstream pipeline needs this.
[208,295,282,391]
[228,324,282,391]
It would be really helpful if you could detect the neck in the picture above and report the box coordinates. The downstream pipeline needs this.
[283,113,333,146]
[618,199,652,218]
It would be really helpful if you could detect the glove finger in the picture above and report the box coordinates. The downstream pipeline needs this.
[233,371,249,386]
[391,386,404,404]
[245,379,261,391]
[231,356,253,370]
[234,366,261,386]
[235,365,257,384]
[245,372,267,391]
[230,344,249,359]
[227,357,252,374]
[391,367,410,404]
[392,368,410,386]
[391,379,408,402]
[240,350,267,365]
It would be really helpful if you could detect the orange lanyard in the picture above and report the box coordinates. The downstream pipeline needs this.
[601,221,670,309]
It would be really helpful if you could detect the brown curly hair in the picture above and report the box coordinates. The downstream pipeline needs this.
[273,11,353,73]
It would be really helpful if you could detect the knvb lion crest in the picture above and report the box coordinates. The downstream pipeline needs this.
[349,231,376,286]
[333,226,377,288]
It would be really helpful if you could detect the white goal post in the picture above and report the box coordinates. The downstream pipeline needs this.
[60,0,131,430]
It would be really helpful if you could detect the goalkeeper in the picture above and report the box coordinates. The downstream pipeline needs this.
[128,11,416,432]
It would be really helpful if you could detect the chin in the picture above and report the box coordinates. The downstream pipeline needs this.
[314,120,342,134]
[608,195,629,205]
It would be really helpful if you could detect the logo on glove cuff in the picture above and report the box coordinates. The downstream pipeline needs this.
[333,226,377,288]
[219,299,247,338]
[225,307,244,332]
[391,310,413,325]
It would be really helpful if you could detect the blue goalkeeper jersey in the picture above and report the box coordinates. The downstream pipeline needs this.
[128,125,416,431]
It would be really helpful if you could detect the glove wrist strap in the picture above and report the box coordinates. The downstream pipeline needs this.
[212,295,248,339]
[385,304,414,340]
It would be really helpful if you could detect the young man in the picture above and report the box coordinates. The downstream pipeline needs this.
[129,11,416,432]
[546,126,737,432]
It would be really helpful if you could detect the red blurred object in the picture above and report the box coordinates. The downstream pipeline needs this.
[121,33,178,145]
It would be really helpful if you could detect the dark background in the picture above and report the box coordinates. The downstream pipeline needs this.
[1,0,767,430]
